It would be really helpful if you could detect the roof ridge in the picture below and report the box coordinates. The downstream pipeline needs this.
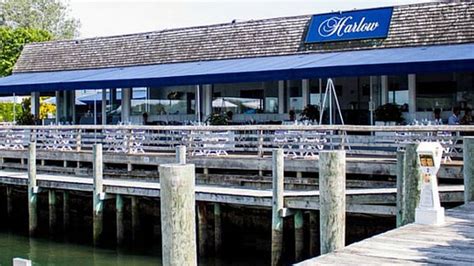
[27,1,471,46]
[27,14,312,46]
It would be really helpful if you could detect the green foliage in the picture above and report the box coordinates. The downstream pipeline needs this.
[206,112,228,125]
[375,103,404,123]
[0,0,80,39]
[0,102,22,122]
[0,27,52,76]
[16,97,34,125]
[300,104,320,122]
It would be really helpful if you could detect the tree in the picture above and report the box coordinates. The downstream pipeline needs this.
[0,27,52,76]
[0,0,80,39]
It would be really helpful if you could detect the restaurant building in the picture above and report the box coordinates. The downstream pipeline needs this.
[0,1,472,125]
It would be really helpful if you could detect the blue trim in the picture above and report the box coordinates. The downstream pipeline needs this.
[0,44,473,94]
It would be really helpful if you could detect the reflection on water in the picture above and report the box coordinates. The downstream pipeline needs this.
[0,230,265,266]
[0,231,160,266]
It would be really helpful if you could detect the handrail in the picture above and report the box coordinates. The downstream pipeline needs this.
[1,124,474,132]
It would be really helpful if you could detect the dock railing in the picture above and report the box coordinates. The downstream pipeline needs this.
[0,124,473,158]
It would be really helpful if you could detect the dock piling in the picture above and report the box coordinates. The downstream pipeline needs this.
[294,210,304,262]
[464,137,474,203]
[28,142,38,236]
[93,144,104,245]
[116,194,124,245]
[6,186,13,220]
[159,163,197,266]
[197,202,208,256]
[176,145,186,164]
[309,211,319,257]
[271,149,284,266]
[131,196,140,242]
[63,191,69,231]
[401,144,421,225]
[214,203,222,254]
[48,190,57,233]
[396,151,406,227]
[319,150,346,255]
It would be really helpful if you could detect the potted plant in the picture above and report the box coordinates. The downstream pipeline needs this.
[205,112,228,125]
[300,104,320,123]
[375,103,404,125]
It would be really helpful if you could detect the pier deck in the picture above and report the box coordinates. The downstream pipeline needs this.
[0,169,464,215]
[298,202,474,265]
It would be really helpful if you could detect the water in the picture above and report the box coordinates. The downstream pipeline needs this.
[0,229,267,266]
[0,231,160,266]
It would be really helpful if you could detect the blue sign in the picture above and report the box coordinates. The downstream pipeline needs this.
[305,7,393,43]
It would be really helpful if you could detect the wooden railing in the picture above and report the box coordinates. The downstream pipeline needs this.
[0,125,473,158]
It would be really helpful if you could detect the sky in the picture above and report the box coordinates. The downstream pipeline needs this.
[69,0,434,38]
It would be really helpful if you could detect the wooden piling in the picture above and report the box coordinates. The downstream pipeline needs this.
[28,142,38,236]
[116,194,124,245]
[319,150,346,255]
[176,145,186,164]
[214,203,222,254]
[309,211,319,257]
[6,186,13,219]
[131,196,139,241]
[63,191,69,231]
[271,149,284,266]
[93,144,104,245]
[197,202,208,256]
[464,137,474,203]
[294,210,304,262]
[401,144,422,225]
[159,163,197,266]
[396,151,406,227]
[48,190,57,233]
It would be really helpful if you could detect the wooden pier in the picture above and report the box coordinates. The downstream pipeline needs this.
[298,202,474,265]
[0,169,464,215]
[0,126,472,265]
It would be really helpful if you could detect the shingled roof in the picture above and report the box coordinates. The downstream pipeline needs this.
[13,1,474,73]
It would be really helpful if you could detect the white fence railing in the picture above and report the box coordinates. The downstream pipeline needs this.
[0,125,472,158]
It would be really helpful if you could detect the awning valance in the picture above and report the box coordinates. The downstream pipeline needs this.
[0,43,473,93]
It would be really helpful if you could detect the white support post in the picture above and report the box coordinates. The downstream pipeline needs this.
[381,75,388,105]
[31,92,40,120]
[302,79,309,108]
[278,80,285,114]
[408,74,416,121]
[202,84,213,120]
[70,90,76,124]
[101,89,107,125]
[121,88,131,123]
[55,91,61,124]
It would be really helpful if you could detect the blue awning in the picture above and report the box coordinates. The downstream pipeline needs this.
[0,43,473,94]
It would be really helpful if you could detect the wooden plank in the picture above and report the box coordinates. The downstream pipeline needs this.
[297,203,474,265]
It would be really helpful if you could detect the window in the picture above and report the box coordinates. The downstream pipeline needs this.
[146,86,196,115]
[212,81,279,114]
[388,75,409,111]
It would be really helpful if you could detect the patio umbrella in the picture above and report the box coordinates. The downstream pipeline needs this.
[43,97,87,105]
[212,98,238,108]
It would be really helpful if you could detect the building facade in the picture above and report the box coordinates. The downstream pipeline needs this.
[0,1,473,125]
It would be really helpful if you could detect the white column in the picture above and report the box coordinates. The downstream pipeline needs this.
[369,76,375,126]
[278,81,285,114]
[286,80,291,112]
[302,79,309,108]
[101,89,107,125]
[55,91,61,124]
[69,90,76,124]
[31,92,40,120]
[202,84,212,119]
[381,75,388,105]
[408,74,416,120]
[121,88,131,123]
